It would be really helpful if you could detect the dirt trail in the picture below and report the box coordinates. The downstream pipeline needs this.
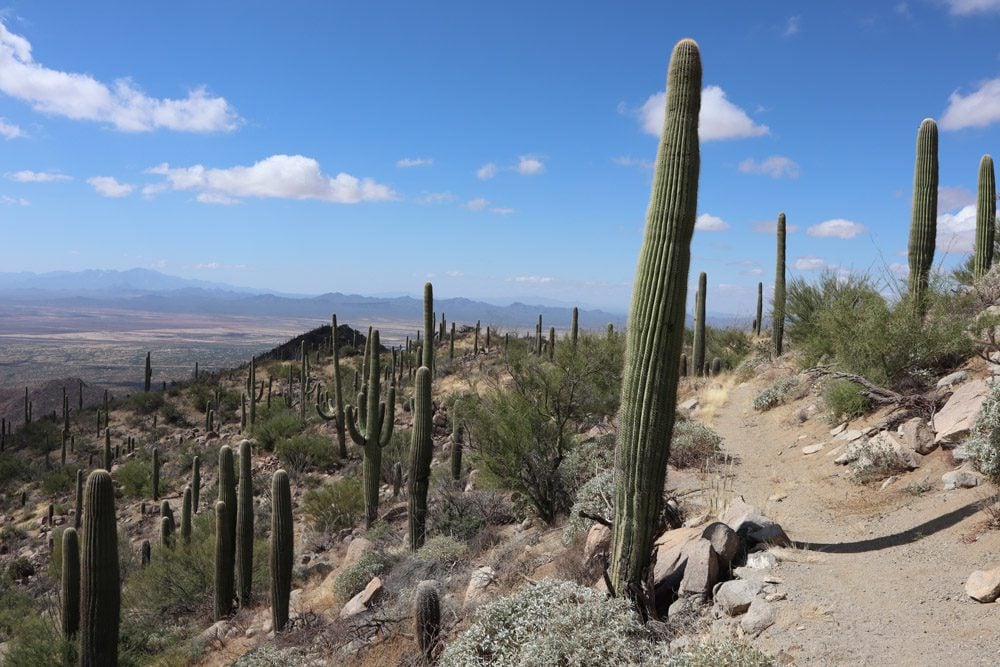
[707,379,1000,666]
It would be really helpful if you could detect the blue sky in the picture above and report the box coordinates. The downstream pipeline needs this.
[1,1,999,315]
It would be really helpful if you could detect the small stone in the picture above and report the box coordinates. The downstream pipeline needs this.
[942,470,984,490]
[966,567,1000,602]
[767,493,787,503]
[714,579,760,616]
[901,417,937,455]
[746,551,778,570]
[740,599,776,637]
[936,370,968,388]
[679,398,699,411]
[765,592,786,602]
[880,476,896,490]
[952,445,971,464]
[835,429,863,442]
[802,444,824,455]
[829,423,847,436]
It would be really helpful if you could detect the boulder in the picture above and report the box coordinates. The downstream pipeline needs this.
[942,470,984,490]
[952,445,971,464]
[834,429,864,442]
[901,418,937,455]
[340,576,383,618]
[802,443,824,455]
[463,566,496,610]
[746,551,778,570]
[966,567,1000,603]
[652,526,701,588]
[740,599,776,637]
[829,423,847,436]
[720,496,790,547]
[583,524,611,564]
[714,579,761,616]
[937,370,969,389]
[343,537,374,568]
[678,538,719,597]
[701,522,739,569]
[934,379,989,446]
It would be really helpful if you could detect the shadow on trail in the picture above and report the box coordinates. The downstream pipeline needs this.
[792,494,996,554]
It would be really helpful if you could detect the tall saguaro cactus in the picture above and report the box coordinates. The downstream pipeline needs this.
[907,118,939,310]
[408,367,433,551]
[270,469,293,632]
[773,213,787,356]
[218,445,237,585]
[610,38,701,608]
[571,307,579,347]
[144,351,152,392]
[191,456,201,514]
[423,283,434,370]
[61,526,80,639]
[692,272,707,374]
[181,485,192,544]
[975,154,996,279]
[236,440,254,605]
[213,500,234,620]
[755,282,763,336]
[315,314,348,458]
[80,470,120,665]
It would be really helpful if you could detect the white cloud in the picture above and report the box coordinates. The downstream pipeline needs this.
[738,155,800,179]
[476,162,498,180]
[7,169,70,182]
[145,154,396,204]
[753,219,800,234]
[0,21,239,132]
[465,197,489,211]
[490,207,515,215]
[87,176,133,198]
[942,0,1000,14]
[396,157,433,168]
[728,260,764,276]
[889,262,909,277]
[794,256,829,271]
[509,275,554,284]
[0,194,28,205]
[516,155,545,175]
[193,262,247,270]
[0,117,23,138]
[939,185,976,211]
[639,85,769,141]
[415,191,456,205]
[895,2,913,17]
[695,213,730,231]
[937,204,979,252]
[784,16,801,36]
[612,155,653,169]
[806,218,866,239]
[940,77,1000,130]
[445,270,464,277]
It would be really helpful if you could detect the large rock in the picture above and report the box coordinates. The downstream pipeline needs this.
[678,538,719,597]
[943,470,984,490]
[720,496,790,547]
[463,566,496,610]
[714,579,761,616]
[583,524,611,564]
[901,418,937,455]
[652,527,701,588]
[937,370,969,388]
[340,576,383,618]
[934,379,989,446]
[701,522,739,569]
[343,537,374,568]
[740,599,776,637]
[966,567,1000,603]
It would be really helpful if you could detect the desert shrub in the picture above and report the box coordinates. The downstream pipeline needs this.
[41,464,80,495]
[119,390,165,415]
[823,380,872,424]
[0,579,75,666]
[752,376,800,412]
[254,406,304,451]
[848,438,910,484]
[301,477,364,533]
[415,535,467,566]
[116,458,151,498]
[275,434,335,475]
[669,419,723,468]
[559,433,616,501]
[438,579,651,666]
[0,454,30,488]
[658,638,774,666]
[234,645,312,666]
[380,429,409,484]
[965,382,1000,481]
[333,550,394,602]
[704,326,754,371]
[428,487,515,542]
[563,469,613,544]
[160,400,186,426]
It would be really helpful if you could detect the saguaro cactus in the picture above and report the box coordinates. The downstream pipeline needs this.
[773,212,787,356]
[103,427,112,471]
[75,468,84,530]
[610,38,701,607]
[755,282,763,336]
[571,307,579,347]
[907,118,939,310]
[316,314,348,458]
[213,500,234,620]
[140,539,151,567]
[414,580,441,664]
[144,351,151,392]
[450,410,463,481]
[80,470,120,664]
[975,154,996,279]
[192,456,201,514]
[218,445,237,579]
[408,367,433,551]
[152,447,160,501]
[181,485,192,544]
[692,272,707,374]
[423,283,434,370]
[236,440,254,605]
[270,469,293,632]
[61,526,80,638]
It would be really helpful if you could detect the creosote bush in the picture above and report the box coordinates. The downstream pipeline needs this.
[415,535,468,566]
[752,376,800,412]
[658,638,774,666]
[275,433,336,475]
[301,477,364,533]
[253,405,304,451]
[965,381,1000,481]
[668,418,723,469]
[563,469,613,544]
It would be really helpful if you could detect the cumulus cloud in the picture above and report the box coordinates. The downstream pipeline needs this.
[753,219,800,234]
[465,197,489,211]
[940,77,1000,130]
[784,15,801,36]
[695,213,730,231]
[937,204,979,252]
[7,169,70,182]
[738,155,800,179]
[87,176,133,198]
[0,194,28,205]
[639,85,768,141]
[728,260,764,276]
[794,256,830,271]
[476,162,498,180]
[942,0,1000,14]
[0,21,239,132]
[415,191,456,205]
[145,154,396,204]
[396,157,433,168]
[806,218,866,239]
[0,117,23,138]
[516,155,545,175]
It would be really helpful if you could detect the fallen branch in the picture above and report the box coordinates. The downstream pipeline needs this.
[805,365,936,423]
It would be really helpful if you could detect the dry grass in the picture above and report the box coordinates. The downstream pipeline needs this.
[799,601,835,621]
[697,380,732,423]
[769,545,826,564]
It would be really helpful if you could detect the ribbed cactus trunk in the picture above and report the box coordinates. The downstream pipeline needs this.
[773,213,787,356]
[975,155,996,279]
[423,283,434,370]
[535,315,543,355]
[450,412,463,481]
[548,326,556,360]
[213,500,234,620]
[755,282,763,336]
[181,485,192,544]
[103,428,112,471]
[474,321,480,356]
[144,351,151,392]
[571,307,579,348]
[75,468,83,530]
[408,367,433,551]
[218,445,237,593]
[80,470,120,665]
[414,580,441,665]
[270,469,293,632]
[332,315,347,457]
[152,447,159,501]
[907,119,938,312]
[192,456,200,514]
[236,440,254,606]
[692,272,706,374]
[61,526,80,639]
[610,38,701,609]
[140,539,151,567]
[449,323,455,360]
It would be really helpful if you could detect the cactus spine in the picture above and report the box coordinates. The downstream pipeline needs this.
[213,500,234,620]
[236,440,254,606]
[181,485,192,544]
[610,38,701,605]
[270,469,293,632]
[61,526,80,639]
[975,154,996,279]
[907,118,939,310]
[218,445,237,586]
[755,281,763,336]
[192,456,200,514]
[80,470,120,665]
[408,367,433,551]
[414,580,441,664]
[692,272,706,374]
[773,212,787,356]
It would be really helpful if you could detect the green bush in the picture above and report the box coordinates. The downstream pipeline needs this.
[965,381,1000,481]
[563,469,613,544]
[823,380,872,424]
[0,454,30,489]
[254,406,304,451]
[380,430,410,484]
[333,550,394,602]
[119,391,165,415]
[275,434,336,474]
[559,434,616,501]
[415,535,467,566]
[428,487,514,542]
[685,326,754,372]
[301,477,364,533]
[669,419,723,468]
[438,579,651,666]
[0,579,75,666]
[116,458,151,498]
[40,464,79,495]
[752,376,800,412]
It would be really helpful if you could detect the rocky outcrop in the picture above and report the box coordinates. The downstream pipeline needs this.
[934,379,989,446]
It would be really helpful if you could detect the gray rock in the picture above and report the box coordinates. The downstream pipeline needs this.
[701,522,739,569]
[740,599,776,637]
[678,538,719,597]
[942,470,984,490]
[966,567,1000,602]
[678,398,699,411]
[934,379,989,446]
[952,445,971,464]
[802,443,824,455]
[463,566,496,610]
[746,551,778,570]
[834,429,864,442]
[721,495,790,547]
[339,576,383,618]
[829,423,847,436]
[714,579,761,616]
[937,370,969,388]
[901,417,937,455]
[343,537,373,568]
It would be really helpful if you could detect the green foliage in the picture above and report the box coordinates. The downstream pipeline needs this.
[119,390,165,415]
[823,380,872,423]
[0,454,30,488]
[41,464,79,495]
[669,419,723,468]
[381,429,410,484]
[254,406,305,451]
[116,458,152,498]
[563,469,613,543]
[415,535,467,566]
[438,579,652,667]
[660,638,774,666]
[0,580,76,667]
[428,487,514,542]
[965,381,1000,481]
[301,477,364,533]
[275,434,335,474]
[752,376,801,412]
[333,550,394,602]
